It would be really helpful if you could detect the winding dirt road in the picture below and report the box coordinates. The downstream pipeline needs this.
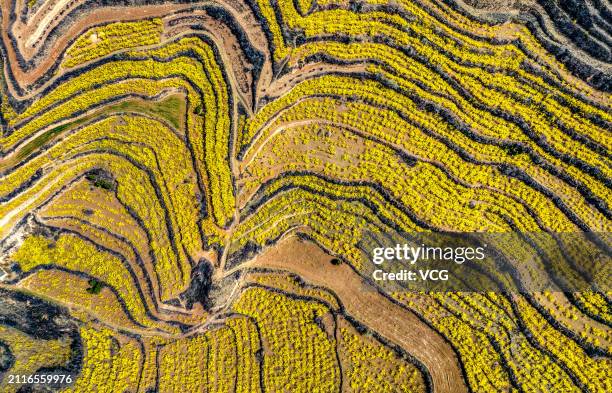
[247,236,468,393]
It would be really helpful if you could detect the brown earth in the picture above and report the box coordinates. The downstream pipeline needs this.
[246,235,469,393]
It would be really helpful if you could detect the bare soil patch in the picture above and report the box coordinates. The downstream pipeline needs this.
[246,235,469,393]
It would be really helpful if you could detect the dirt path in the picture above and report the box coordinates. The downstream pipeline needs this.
[246,236,468,393]
[2,2,193,96]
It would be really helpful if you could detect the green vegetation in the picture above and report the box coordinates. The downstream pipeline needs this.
[86,279,104,294]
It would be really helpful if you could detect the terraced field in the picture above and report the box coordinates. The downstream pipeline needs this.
[0,0,610,392]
